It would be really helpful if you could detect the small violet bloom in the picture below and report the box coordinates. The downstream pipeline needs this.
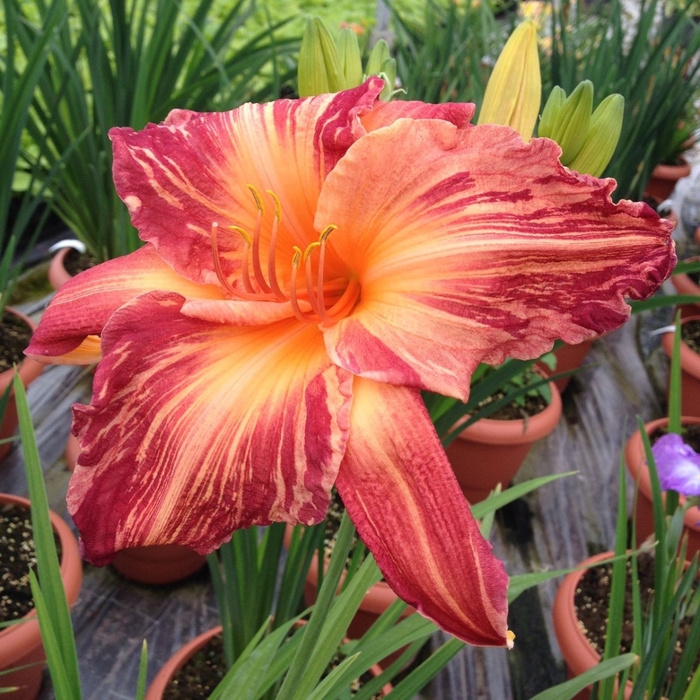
[27,79,675,648]
[652,433,700,496]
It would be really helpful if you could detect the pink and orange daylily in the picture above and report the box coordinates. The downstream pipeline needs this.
[28,78,674,647]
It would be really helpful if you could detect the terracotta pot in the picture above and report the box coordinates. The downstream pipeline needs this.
[47,247,73,291]
[670,272,700,317]
[110,545,207,585]
[145,624,393,699]
[283,526,415,669]
[625,416,700,561]
[445,377,563,504]
[550,338,596,392]
[0,494,83,700]
[553,551,633,700]
[0,310,45,461]
[661,317,700,417]
[64,433,206,585]
[645,158,691,201]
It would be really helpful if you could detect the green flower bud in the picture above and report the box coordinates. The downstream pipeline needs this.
[549,80,594,165]
[538,86,566,140]
[298,17,346,97]
[365,40,391,78]
[337,28,363,89]
[568,94,625,177]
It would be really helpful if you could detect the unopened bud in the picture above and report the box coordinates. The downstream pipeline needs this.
[548,80,594,165]
[337,28,363,89]
[298,17,346,97]
[538,86,566,140]
[477,20,541,141]
[568,93,624,177]
[365,40,398,101]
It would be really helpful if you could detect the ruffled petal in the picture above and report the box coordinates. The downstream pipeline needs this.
[335,377,509,647]
[26,245,223,361]
[67,291,352,565]
[359,100,475,133]
[110,79,386,288]
[318,120,674,399]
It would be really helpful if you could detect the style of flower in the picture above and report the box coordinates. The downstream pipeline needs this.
[27,78,674,647]
[651,433,700,496]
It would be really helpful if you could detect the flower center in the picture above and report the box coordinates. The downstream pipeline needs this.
[211,185,359,325]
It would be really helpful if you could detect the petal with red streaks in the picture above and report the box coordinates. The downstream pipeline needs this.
[26,245,223,361]
[319,120,674,399]
[67,291,352,565]
[336,377,509,646]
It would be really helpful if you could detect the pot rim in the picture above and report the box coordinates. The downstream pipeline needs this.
[0,493,83,668]
[661,315,700,380]
[455,375,563,445]
[624,417,700,529]
[0,308,44,390]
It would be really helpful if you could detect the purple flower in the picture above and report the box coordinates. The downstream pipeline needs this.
[651,433,700,496]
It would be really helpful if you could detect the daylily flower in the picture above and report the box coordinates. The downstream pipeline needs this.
[28,79,674,647]
[652,433,700,496]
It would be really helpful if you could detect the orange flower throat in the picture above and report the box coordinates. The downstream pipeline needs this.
[211,185,359,325]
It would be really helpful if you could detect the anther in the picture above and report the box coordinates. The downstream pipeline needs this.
[267,190,282,222]
[247,184,264,214]
[320,224,336,243]
[228,225,252,246]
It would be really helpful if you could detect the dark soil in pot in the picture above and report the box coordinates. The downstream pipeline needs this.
[682,319,700,354]
[649,423,700,451]
[164,632,385,699]
[62,249,97,277]
[574,552,699,687]
[475,391,548,420]
[1,503,61,623]
[0,311,33,372]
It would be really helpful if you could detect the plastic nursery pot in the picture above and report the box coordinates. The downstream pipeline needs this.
[624,416,700,561]
[0,309,45,462]
[645,158,691,201]
[47,247,73,291]
[145,624,393,699]
[444,375,563,504]
[0,494,83,700]
[661,317,700,418]
[64,434,206,585]
[552,551,634,700]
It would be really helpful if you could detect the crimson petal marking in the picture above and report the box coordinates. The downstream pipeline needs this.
[360,100,475,133]
[67,291,352,565]
[319,120,675,399]
[26,245,223,361]
[335,377,509,647]
[110,79,385,286]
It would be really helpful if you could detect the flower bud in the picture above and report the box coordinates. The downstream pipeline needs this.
[298,17,346,97]
[337,28,364,89]
[547,80,594,165]
[477,20,541,141]
[538,86,566,140]
[568,94,624,177]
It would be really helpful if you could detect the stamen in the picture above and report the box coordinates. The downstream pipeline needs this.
[229,226,255,294]
[316,226,337,324]
[251,208,272,294]
[290,247,319,323]
[266,194,286,301]
[267,190,282,222]
[326,277,360,322]
[246,184,265,214]
[303,242,324,317]
[211,223,239,297]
